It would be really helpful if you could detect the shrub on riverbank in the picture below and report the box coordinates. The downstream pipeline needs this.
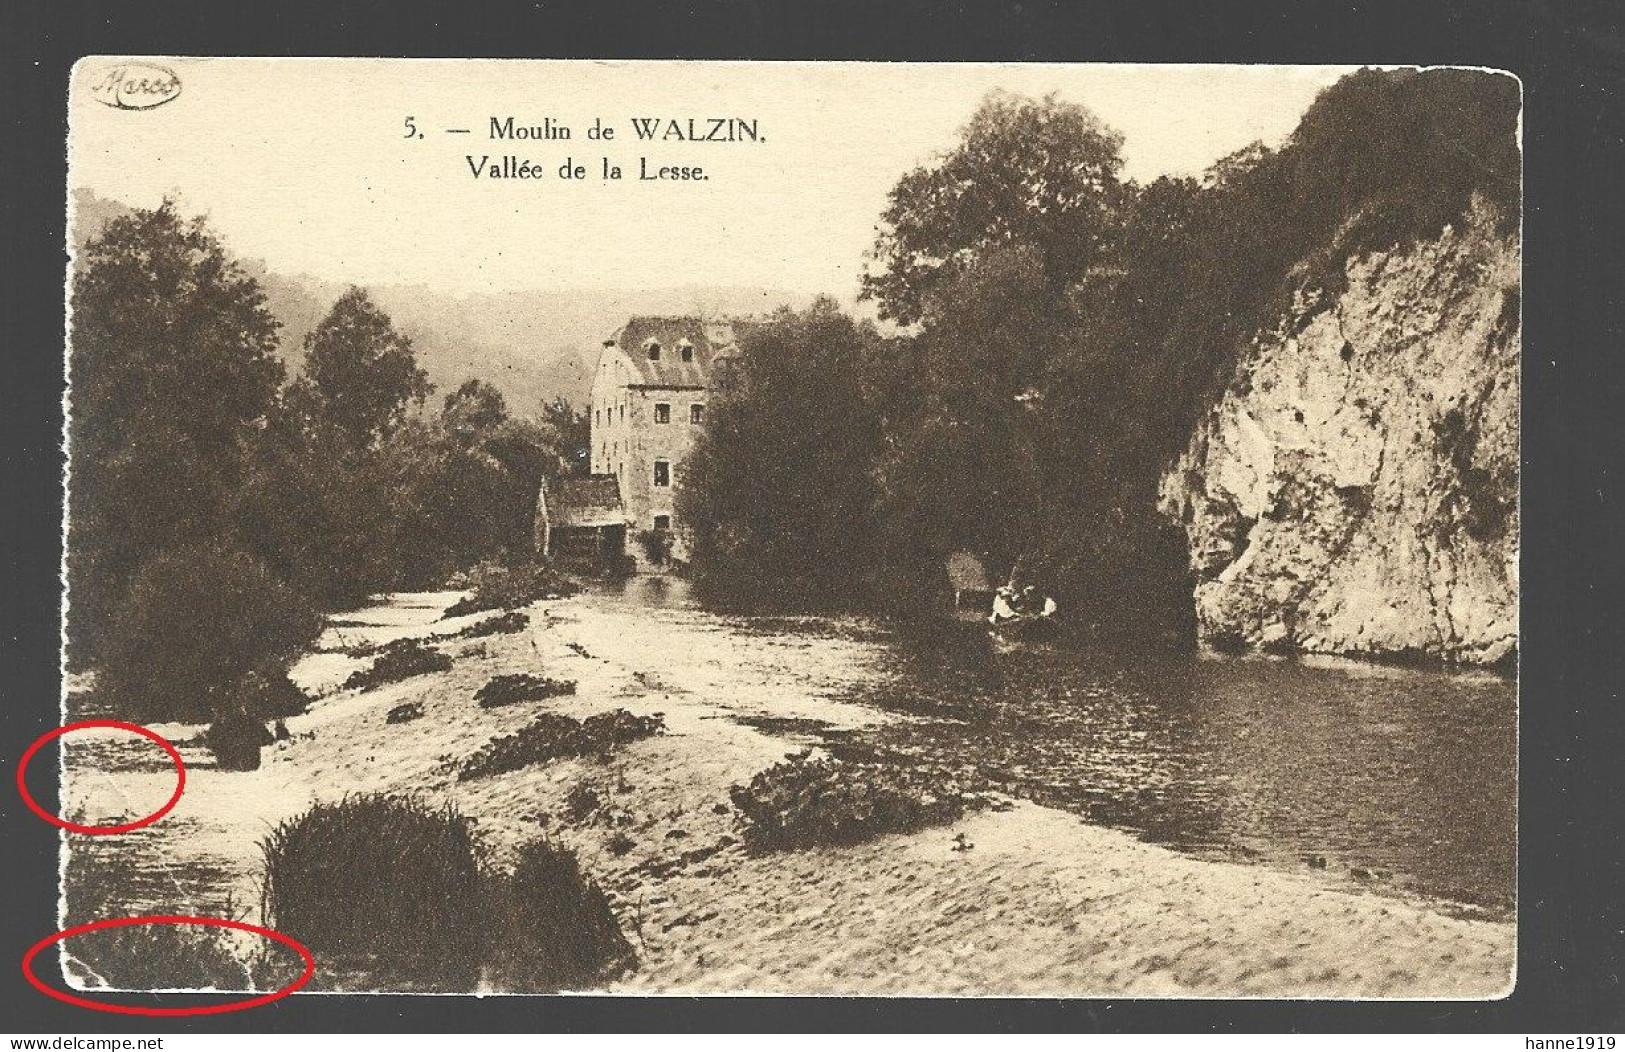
[458,710,664,781]
[443,561,578,618]
[453,610,531,639]
[259,794,488,986]
[206,709,274,771]
[386,701,424,724]
[98,544,322,723]
[730,752,976,851]
[475,673,577,709]
[486,838,634,991]
[341,639,453,692]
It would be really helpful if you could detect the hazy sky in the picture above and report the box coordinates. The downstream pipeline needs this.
[69,60,1355,298]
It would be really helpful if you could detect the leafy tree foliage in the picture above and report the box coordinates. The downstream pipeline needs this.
[68,201,285,660]
[862,90,1127,326]
[539,397,592,478]
[99,543,321,723]
[230,424,408,608]
[679,300,885,605]
[443,378,509,442]
[286,287,430,450]
[870,248,1058,576]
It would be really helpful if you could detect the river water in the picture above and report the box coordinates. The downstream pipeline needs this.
[63,580,1516,929]
[608,577,1517,920]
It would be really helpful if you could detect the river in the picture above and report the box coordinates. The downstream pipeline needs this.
[62,577,1516,940]
[603,576,1516,920]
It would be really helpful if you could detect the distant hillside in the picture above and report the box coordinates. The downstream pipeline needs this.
[252,272,806,412]
[69,189,808,413]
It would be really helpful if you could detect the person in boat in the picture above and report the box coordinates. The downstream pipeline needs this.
[1022,585,1058,619]
[989,585,1021,626]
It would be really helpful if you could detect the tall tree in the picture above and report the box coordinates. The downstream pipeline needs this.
[539,397,591,477]
[871,247,1064,575]
[288,287,430,449]
[443,378,509,443]
[862,90,1128,326]
[68,200,284,659]
[678,300,884,605]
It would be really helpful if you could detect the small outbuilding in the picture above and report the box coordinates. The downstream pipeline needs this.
[535,474,628,564]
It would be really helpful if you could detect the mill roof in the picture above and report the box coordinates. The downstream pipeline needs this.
[606,316,744,389]
[544,474,626,528]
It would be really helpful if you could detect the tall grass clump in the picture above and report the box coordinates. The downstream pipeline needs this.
[486,838,634,992]
[259,794,487,986]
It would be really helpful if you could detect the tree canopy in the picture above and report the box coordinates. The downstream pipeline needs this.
[288,286,430,449]
[68,200,286,658]
[861,90,1128,326]
[678,299,885,606]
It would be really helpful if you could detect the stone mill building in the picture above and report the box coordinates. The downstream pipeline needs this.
[537,316,741,569]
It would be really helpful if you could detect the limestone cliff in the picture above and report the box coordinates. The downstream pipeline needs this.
[1158,202,1519,666]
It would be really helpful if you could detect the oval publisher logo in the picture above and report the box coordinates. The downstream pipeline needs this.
[88,62,183,110]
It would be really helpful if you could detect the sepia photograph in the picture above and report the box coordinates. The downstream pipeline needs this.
[50,58,1520,1001]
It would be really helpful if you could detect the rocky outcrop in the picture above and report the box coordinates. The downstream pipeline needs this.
[1158,202,1519,666]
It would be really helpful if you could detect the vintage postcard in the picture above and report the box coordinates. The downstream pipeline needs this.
[53,58,1519,1000]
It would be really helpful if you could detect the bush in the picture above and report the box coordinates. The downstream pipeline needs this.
[443,561,578,619]
[486,838,634,992]
[244,669,313,720]
[459,710,664,781]
[206,709,273,771]
[562,780,601,823]
[475,673,577,709]
[633,529,672,567]
[259,795,488,987]
[99,544,322,723]
[452,610,531,639]
[342,639,453,692]
[386,701,424,724]
[730,752,976,851]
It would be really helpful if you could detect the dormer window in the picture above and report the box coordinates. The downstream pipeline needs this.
[646,340,661,361]
[679,340,695,362]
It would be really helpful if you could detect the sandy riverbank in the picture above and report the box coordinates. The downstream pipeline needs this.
[63,587,1515,998]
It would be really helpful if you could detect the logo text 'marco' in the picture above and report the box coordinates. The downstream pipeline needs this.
[89,63,183,111]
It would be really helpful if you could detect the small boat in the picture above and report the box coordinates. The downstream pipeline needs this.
[987,584,1060,645]
[989,613,1060,643]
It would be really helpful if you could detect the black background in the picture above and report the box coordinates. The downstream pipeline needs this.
[1,0,1620,1034]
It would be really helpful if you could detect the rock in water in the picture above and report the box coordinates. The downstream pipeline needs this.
[1158,199,1518,667]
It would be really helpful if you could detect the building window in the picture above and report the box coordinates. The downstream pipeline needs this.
[654,403,671,424]
[680,341,694,362]
[653,459,670,487]
[653,514,671,531]
[647,341,661,361]
[619,404,624,421]
[690,403,704,424]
